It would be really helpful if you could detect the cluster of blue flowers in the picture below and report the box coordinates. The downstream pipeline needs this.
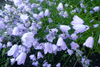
[0,0,100,67]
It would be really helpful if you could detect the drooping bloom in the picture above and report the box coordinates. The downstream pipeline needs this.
[16,52,27,65]
[21,32,35,48]
[67,49,73,56]
[71,33,78,41]
[7,45,19,56]
[59,25,71,33]
[57,3,63,11]
[32,61,39,66]
[71,15,84,25]
[7,42,12,47]
[0,20,5,29]
[93,6,99,12]
[70,42,79,50]
[56,37,67,50]
[37,51,43,59]
[43,43,53,54]
[56,63,61,67]
[10,58,16,65]
[98,35,100,43]
[29,54,36,61]
[39,11,44,18]
[45,9,50,17]
[20,14,29,22]
[83,36,94,49]
[12,27,20,36]
[73,24,89,34]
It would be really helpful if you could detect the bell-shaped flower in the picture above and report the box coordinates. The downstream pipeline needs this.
[93,6,99,12]
[7,42,12,47]
[7,45,19,56]
[29,54,36,61]
[12,27,20,36]
[98,35,100,43]
[57,3,63,11]
[67,49,73,56]
[21,32,35,48]
[70,42,79,50]
[33,14,40,20]
[0,21,5,29]
[20,14,29,22]
[43,43,53,54]
[59,25,71,33]
[37,51,43,59]
[10,58,16,65]
[83,36,94,49]
[71,33,78,41]
[73,24,89,34]
[16,52,27,65]
[56,37,67,50]
[39,11,44,18]
[45,9,50,17]
[56,63,61,67]
[71,15,84,25]
[32,61,39,66]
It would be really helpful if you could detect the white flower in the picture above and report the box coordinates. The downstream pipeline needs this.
[16,52,27,65]
[73,24,89,34]
[20,14,29,22]
[57,3,63,11]
[12,27,20,36]
[70,42,79,50]
[10,58,16,65]
[37,51,43,59]
[7,45,19,56]
[67,49,73,55]
[71,33,78,41]
[59,25,71,33]
[93,6,99,12]
[56,37,67,50]
[71,15,84,25]
[45,9,50,17]
[98,35,100,43]
[83,36,94,49]
[21,32,35,48]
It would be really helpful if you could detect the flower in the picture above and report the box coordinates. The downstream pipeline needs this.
[70,42,79,50]
[10,58,16,65]
[43,43,53,54]
[7,42,12,47]
[98,35,100,43]
[0,20,5,29]
[20,14,29,22]
[29,54,36,61]
[93,6,99,12]
[7,45,19,57]
[37,51,43,59]
[67,49,73,55]
[71,33,78,41]
[56,37,67,50]
[32,61,39,66]
[59,25,71,33]
[57,3,63,11]
[45,9,50,17]
[73,24,89,34]
[16,52,27,65]
[71,15,84,25]
[21,32,35,48]
[83,36,94,49]
[12,27,20,36]
[56,63,61,67]
[39,11,44,18]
